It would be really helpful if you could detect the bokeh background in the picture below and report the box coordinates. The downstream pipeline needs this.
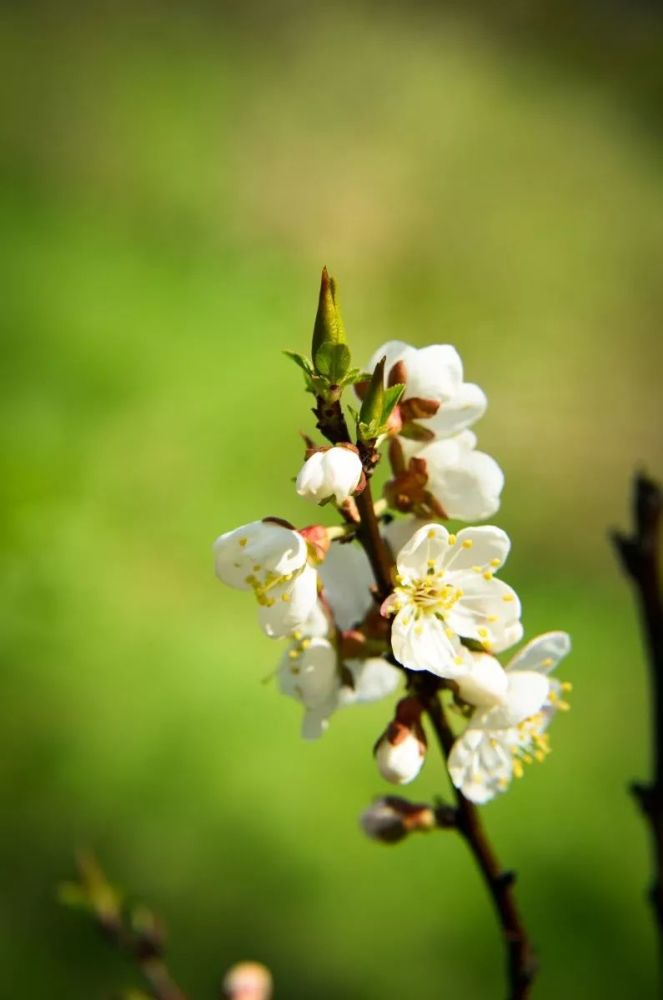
[2,1,663,996]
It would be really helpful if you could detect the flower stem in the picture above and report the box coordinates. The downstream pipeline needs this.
[612,473,663,949]
[420,682,537,999]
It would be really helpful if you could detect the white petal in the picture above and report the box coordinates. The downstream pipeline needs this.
[442,525,511,574]
[391,607,465,678]
[301,705,334,740]
[448,728,512,803]
[424,382,487,438]
[395,523,450,581]
[258,564,318,638]
[426,447,504,522]
[341,657,401,705]
[214,520,307,590]
[480,671,550,728]
[319,542,375,630]
[278,637,338,708]
[456,652,509,707]
[491,621,524,653]
[296,448,363,505]
[403,344,463,401]
[367,341,413,381]
[296,601,331,639]
[445,576,521,647]
[506,631,572,675]
[295,452,327,502]
[382,517,430,558]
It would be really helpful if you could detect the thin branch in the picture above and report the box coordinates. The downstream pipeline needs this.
[419,682,537,999]
[611,472,663,943]
[60,853,188,1000]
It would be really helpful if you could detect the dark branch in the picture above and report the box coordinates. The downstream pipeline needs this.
[417,679,537,1000]
[612,472,663,942]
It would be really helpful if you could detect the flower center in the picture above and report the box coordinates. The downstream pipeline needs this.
[400,572,463,617]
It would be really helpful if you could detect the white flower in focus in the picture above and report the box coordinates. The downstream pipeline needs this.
[367,340,487,441]
[383,523,521,678]
[416,431,504,522]
[296,447,363,505]
[448,632,572,803]
[214,520,318,638]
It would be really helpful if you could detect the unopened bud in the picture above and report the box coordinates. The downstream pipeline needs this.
[222,961,273,1000]
[360,796,436,843]
[374,698,427,785]
[296,446,363,505]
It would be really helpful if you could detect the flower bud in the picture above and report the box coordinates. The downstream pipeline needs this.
[374,698,427,785]
[360,796,437,843]
[296,447,363,505]
[222,961,273,1000]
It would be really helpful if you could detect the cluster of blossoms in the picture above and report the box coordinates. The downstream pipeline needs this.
[214,270,570,805]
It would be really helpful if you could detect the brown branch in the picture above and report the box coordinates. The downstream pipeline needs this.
[419,682,537,999]
[612,472,663,943]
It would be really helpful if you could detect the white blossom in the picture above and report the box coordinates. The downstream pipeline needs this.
[383,523,521,679]
[416,431,504,522]
[448,632,572,803]
[296,447,363,505]
[278,540,400,738]
[214,520,318,638]
[367,340,486,440]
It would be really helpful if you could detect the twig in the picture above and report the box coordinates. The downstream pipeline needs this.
[611,472,663,943]
[420,682,537,999]
[59,852,188,1000]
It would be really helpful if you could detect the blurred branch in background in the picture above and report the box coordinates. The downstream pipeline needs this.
[612,474,663,950]
[59,853,274,999]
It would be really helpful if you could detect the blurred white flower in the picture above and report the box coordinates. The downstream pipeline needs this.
[448,632,572,803]
[213,519,318,638]
[383,523,521,678]
[296,446,363,505]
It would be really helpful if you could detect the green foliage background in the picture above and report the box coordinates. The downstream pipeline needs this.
[1,2,663,996]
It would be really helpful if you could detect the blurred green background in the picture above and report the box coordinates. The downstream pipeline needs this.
[2,1,663,996]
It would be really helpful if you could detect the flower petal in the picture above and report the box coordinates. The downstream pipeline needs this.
[403,344,463,401]
[456,652,509,707]
[391,607,465,678]
[258,564,319,638]
[424,382,487,438]
[214,520,307,590]
[445,576,521,646]
[480,671,550,728]
[320,542,375,630]
[506,631,572,675]
[341,657,401,705]
[443,525,511,574]
[426,446,504,522]
[448,728,512,803]
[395,522,450,581]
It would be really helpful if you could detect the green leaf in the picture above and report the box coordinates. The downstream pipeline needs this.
[381,383,405,424]
[283,350,313,375]
[312,268,347,363]
[314,342,351,383]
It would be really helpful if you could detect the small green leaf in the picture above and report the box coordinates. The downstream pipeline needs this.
[381,383,405,424]
[283,350,313,375]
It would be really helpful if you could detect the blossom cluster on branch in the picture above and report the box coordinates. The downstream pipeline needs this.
[213,269,571,805]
